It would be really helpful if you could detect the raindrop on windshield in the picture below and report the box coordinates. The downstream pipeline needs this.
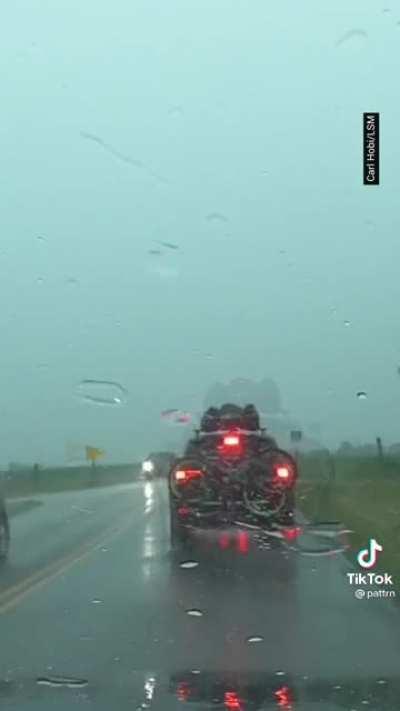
[357,391,367,400]
[206,212,229,223]
[76,380,127,406]
[247,636,264,643]
[36,676,88,688]
[159,241,179,250]
[335,29,368,48]
[179,560,199,569]
[186,609,203,617]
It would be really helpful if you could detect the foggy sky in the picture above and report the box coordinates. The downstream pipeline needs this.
[1,1,399,465]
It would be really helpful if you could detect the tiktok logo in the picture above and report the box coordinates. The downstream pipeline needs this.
[357,538,383,569]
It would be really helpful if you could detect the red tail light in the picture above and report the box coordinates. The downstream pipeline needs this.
[224,691,242,710]
[275,685,293,708]
[176,682,191,702]
[218,430,244,457]
[272,459,296,487]
[174,468,202,483]
[282,526,303,541]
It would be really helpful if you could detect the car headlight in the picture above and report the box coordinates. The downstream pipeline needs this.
[142,460,155,473]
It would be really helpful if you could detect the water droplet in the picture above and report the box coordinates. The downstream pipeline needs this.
[357,391,367,400]
[76,380,127,406]
[66,277,79,285]
[333,685,342,690]
[377,679,387,685]
[206,212,229,223]
[159,241,179,250]
[247,636,264,643]
[275,671,286,676]
[191,670,201,675]
[335,29,368,49]
[101,547,108,552]
[36,676,88,688]
[37,235,46,241]
[91,599,103,604]
[186,609,203,617]
[37,277,44,285]
[344,320,350,327]
[180,560,199,569]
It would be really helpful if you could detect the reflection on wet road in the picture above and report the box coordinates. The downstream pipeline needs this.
[0,479,399,710]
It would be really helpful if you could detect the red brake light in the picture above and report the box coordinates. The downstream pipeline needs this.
[272,459,296,487]
[174,468,202,483]
[276,466,290,480]
[218,430,244,457]
[223,434,240,447]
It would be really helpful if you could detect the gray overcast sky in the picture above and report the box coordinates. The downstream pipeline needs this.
[1,1,399,464]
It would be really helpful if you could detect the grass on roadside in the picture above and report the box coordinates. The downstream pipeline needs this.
[298,454,400,587]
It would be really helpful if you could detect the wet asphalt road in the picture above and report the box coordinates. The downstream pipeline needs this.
[0,478,399,711]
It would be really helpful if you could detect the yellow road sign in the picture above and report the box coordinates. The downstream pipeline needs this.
[85,446,105,462]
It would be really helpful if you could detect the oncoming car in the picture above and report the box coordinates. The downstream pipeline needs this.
[141,452,176,481]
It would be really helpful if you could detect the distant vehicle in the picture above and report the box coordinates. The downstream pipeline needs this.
[0,496,10,562]
[141,452,176,480]
[168,403,298,551]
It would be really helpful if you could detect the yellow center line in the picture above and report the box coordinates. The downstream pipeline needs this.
[0,513,135,615]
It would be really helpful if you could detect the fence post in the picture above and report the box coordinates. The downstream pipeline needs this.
[376,436,383,460]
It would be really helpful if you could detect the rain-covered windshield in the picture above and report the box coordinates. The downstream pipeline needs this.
[1,2,399,710]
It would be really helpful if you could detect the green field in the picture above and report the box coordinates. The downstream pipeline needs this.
[1,463,140,499]
[298,453,400,586]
